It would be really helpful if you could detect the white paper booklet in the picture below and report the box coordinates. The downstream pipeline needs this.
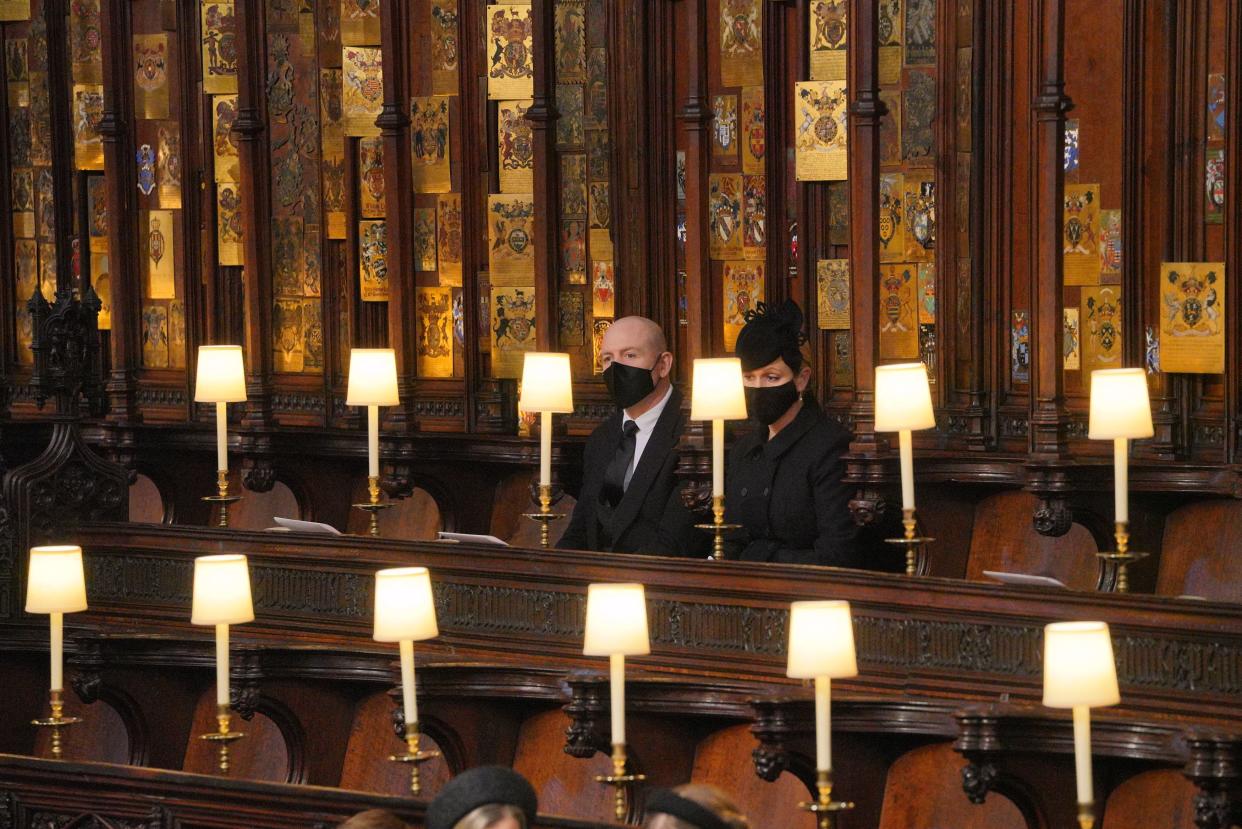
[273,516,343,535]
[983,570,1067,589]
[437,531,509,546]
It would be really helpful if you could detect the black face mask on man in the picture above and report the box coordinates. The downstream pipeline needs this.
[603,360,657,410]
[745,381,800,426]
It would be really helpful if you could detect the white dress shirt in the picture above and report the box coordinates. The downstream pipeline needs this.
[622,384,674,489]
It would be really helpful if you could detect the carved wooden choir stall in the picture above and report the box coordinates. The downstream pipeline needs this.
[0,0,1240,828]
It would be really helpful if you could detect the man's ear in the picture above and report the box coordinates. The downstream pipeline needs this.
[656,351,673,380]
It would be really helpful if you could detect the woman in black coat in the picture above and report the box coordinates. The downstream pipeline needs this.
[723,300,860,567]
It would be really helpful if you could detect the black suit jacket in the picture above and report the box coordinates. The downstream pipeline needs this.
[722,398,860,567]
[557,387,702,556]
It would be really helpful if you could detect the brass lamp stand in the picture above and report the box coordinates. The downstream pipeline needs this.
[198,704,245,774]
[884,508,935,576]
[31,690,81,759]
[523,483,565,548]
[1096,521,1147,593]
[694,495,741,561]
[202,470,241,529]
[389,721,440,796]
[798,770,855,829]
[595,742,646,822]
[353,475,394,537]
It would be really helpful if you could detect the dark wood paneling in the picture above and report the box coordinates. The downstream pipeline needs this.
[1101,770,1199,829]
[1158,500,1242,600]
[964,491,1099,588]
[57,523,1242,730]
[689,724,814,829]
[877,744,1025,829]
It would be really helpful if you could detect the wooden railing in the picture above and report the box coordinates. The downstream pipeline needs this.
[21,522,1241,731]
[0,753,611,829]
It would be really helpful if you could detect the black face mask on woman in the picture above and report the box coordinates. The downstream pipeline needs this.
[745,381,800,426]
[603,361,657,410]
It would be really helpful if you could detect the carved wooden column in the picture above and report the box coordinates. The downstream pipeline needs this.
[963,0,988,449]
[1124,1,1175,461]
[528,0,557,351]
[844,0,889,526]
[1027,0,1070,462]
[174,1,208,416]
[607,0,646,315]
[1024,0,1073,535]
[676,0,710,367]
[792,0,824,369]
[378,0,418,435]
[0,5,10,384]
[607,0,678,326]
[762,0,790,301]
[948,0,989,450]
[460,0,486,430]
[232,0,276,490]
[1225,0,1242,465]
[45,0,75,295]
[97,0,142,432]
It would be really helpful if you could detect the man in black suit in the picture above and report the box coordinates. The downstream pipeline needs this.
[557,316,701,556]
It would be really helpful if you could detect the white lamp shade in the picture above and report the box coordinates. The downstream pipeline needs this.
[1042,621,1120,709]
[25,546,88,614]
[346,349,400,406]
[373,567,439,642]
[690,358,748,421]
[1088,368,1154,440]
[786,600,858,679]
[874,363,936,432]
[191,555,255,625]
[583,583,650,656]
[518,352,575,413]
[194,345,247,403]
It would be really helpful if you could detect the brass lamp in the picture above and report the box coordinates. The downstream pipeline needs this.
[27,545,88,757]
[518,352,574,547]
[585,582,650,821]
[374,566,441,796]
[874,363,936,575]
[195,345,247,528]
[1088,368,1154,592]
[347,348,400,537]
[191,554,254,774]
[787,600,858,828]
[1042,621,1120,829]
[690,358,747,560]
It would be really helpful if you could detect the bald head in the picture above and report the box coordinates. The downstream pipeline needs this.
[603,315,670,357]
[601,316,668,364]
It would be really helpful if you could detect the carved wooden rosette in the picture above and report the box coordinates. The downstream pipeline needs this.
[563,673,611,758]
[952,709,1061,827]
[1183,733,1242,829]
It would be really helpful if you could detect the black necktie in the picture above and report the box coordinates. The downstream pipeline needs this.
[601,420,640,508]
